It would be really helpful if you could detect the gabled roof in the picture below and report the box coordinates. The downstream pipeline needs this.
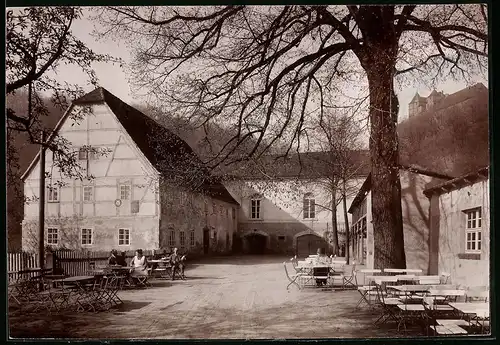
[410,92,426,104]
[22,87,238,205]
[348,165,453,213]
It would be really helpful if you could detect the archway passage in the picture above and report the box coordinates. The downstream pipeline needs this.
[296,234,329,258]
[246,233,267,254]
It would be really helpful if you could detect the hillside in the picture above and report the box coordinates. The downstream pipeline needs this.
[7,91,65,251]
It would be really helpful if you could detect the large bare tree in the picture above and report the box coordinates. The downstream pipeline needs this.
[96,5,487,268]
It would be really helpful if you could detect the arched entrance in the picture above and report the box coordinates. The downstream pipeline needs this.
[295,231,330,258]
[243,230,269,254]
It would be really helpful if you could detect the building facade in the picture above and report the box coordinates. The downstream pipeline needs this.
[424,167,490,288]
[224,170,367,257]
[21,88,238,255]
[349,169,450,269]
[349,83,489,270]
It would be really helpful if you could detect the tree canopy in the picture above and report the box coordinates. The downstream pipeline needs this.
[96,4,487,268]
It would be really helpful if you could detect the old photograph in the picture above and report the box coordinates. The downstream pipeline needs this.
[6,4,490,339]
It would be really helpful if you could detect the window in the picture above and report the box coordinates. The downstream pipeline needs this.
[303,193,315,219]
[47,186,59,202]
[250,196,261,219]
[81,228,93,245]
[78,147,88,160]
[465,208,482,253]
[190,230,195,246]
[180,231,186,246]
[118,228,130,246]
[131,200,140,213]
[83,186,93,202]
[278,235,286,241]
[47,227,58,245]
[120,184,131,200]
[169,230,175,246]
[232,207,236,220]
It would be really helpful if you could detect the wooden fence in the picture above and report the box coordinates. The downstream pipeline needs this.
[53,249,155,276]
[7,252,40,282]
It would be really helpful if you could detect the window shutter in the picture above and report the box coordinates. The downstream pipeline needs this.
[131,200,140,213]
[303,199,308,216]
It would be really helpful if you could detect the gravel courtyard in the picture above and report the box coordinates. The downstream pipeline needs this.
[9,255,409,339]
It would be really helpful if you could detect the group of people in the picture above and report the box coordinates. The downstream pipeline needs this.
[107,248,186,281]
[108,249,127,266]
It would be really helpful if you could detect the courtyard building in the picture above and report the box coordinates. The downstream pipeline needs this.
[21,87,238,255]
[348,83,489,272]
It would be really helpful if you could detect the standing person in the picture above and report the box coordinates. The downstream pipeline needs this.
[108,249,118,265]
[170,248,180,280]
[129,249,149,281]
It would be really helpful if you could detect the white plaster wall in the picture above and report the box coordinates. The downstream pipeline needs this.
[225,178,364,237]
[438,180,489,288]
[22,104,160,251]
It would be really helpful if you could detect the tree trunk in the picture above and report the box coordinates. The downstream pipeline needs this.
[357,8,406,269]
[330,184,339,255]
[342,190,350,263]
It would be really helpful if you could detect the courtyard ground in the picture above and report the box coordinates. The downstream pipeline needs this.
[9,255,420,339]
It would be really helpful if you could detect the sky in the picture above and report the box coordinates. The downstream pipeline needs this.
[53,9,488,123]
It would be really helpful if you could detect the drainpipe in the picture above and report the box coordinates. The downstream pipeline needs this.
[39,130,46,270]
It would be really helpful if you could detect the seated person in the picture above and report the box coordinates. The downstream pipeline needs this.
[108,249,118,265]
[116,251,127,266]
[313,248,329,286]
[169,248,185,280]
[160,249,169,260]
[129,249,149,283]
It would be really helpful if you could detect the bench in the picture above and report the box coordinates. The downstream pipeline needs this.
[436,319,469,327]
[430,325,468,335]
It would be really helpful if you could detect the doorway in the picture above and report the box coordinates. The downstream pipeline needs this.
[246,233,267,254]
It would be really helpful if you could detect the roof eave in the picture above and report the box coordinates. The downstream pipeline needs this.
[20,103,78,181]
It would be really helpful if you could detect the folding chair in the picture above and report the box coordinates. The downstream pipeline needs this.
[341,264,357,290]
[283,262,304,291]
[374,282,403,325]
[135,268,152,288]
[440,272,451,284]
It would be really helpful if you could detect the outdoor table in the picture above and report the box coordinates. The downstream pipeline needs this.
[388,285,430,302]
[401,269,423,274]
[108,266,133,287]
[448,302,489,316]
[296,263,335,287]
[449,302,490,332]
[53,276,97,312]
[384,268,406,274]
[372,276,399,285]
[150,260,172,279]
[427,289,467,302]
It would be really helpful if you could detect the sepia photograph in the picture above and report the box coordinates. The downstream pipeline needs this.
[6,4,490,340]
